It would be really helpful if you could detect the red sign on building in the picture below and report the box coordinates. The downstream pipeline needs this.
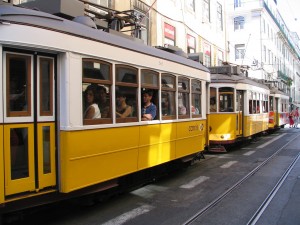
[164,23,175,40]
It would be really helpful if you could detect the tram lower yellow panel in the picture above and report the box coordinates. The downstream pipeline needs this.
[244,114,268,137]
[0,125,4,204]
[60,120,206,193]
[208,114,237,142]
[60,126,140,193]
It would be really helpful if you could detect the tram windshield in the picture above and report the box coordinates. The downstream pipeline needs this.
[219,87,234,112]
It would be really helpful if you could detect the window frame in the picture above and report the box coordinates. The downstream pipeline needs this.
[82,58,112,125]
[141,69,159,120]
[6,53,32,117]
[191,79,202,118]
[161,74,176,120]
[115,64,139,123]
[178,76,190,119]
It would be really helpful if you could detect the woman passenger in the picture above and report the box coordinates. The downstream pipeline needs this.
[116,92,132,118]
[84,84,101,119]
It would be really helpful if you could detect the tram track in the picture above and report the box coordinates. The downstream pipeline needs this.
[247,152,300,225]
[183,133,300,225]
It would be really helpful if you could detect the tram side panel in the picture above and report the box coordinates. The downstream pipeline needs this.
[60,119,207,193]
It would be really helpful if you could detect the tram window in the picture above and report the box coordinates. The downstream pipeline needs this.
[210,87,217,112]
[40,58,53,116]
[178,77,190,118]
[162,91,175,118]
[253,93,257,113]
[191,79,201,117]
[263,95,268,113]
[249,100,253,114]
[219,87,234,112]
[269,96,274,111]
[116,65,138,123]
[42,126,51,174]
[82,59,112,125]
[82,83,111,124]
[116,65,138,84]
[82,60,111,80]
[161,74,176,119]
[141,70,159,120]
[6,53,31,117]
[10,128,29,180]
[141,70,159,87]
[236,90,243,111]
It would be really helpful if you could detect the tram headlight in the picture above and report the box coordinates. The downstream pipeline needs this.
[220,134,230,140]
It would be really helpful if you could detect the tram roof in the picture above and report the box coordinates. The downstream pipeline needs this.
[0,5,209,74]
[211,73,269,90]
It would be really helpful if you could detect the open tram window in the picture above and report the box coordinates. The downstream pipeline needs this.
[210,87,217,112]
[141,70,159,120]
[262,94,268,113]
[191,79,201,117]
[219,87,234,112]
[82,59,112,125]
[236,90,243,112]
[269,96,274,112]
[161,74,176,119]
[115,65,138,123]
[253,93,257,114]
[6,53,31,117]
[256,93,261,113]
[249,91,253,114]
[178,77,190,118]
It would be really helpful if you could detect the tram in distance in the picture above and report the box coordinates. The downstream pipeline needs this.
[207,66,289,152]
[268,88,289,130]
[0,1,210,215]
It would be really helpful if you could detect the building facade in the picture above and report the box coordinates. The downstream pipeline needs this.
[226,0,300,106]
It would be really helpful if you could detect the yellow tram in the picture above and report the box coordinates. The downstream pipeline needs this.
[207,66,270,152]
[0,2,209,214]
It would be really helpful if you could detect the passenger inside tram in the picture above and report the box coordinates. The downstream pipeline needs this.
[116,92,132,118]
[162,92,171,116]
[97,85,110,118]
[210,97,217,112]
[84,84,101,119]
[141,89,157,121]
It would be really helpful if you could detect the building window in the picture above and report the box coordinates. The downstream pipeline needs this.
[187,34,196,53]
[234,16,244,30]
[218,50,224,66]
[203,0,210,22]
[263,45,266,62]
[234,0,241,8]
[204,43,211,67]
[217,2,223,31]
[186,0,195,12]
[86,0,109,17]
[164,23,176,46]
[235,44,245,60]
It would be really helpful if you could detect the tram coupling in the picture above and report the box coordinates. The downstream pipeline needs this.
[208,145,227,153]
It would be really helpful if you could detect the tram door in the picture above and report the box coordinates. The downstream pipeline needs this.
[236,90,243,136]
[3,52,56,196]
